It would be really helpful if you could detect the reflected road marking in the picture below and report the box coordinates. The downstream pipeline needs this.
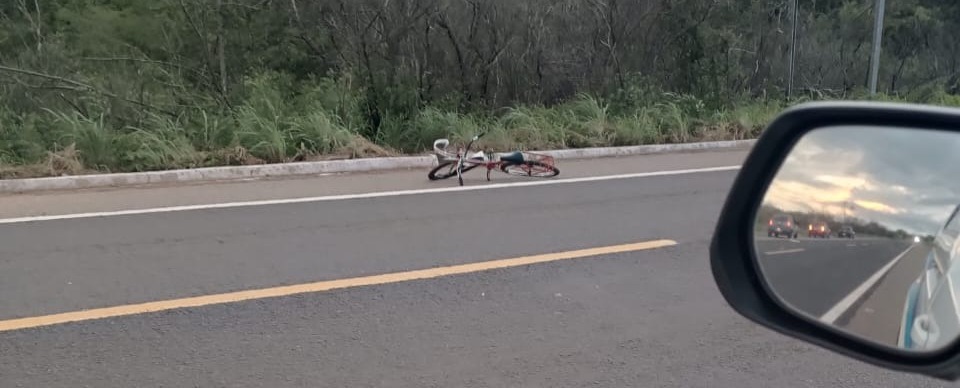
[820,244,917,324]
[765,248,806,256]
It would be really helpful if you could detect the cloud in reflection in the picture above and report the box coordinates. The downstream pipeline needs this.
[853,200,901,215]
[762,125,960,235]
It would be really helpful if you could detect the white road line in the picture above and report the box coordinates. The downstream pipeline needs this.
[0,165,740,225]
[765,248,805,256]
[820,244,916,324]
[846,243,858,247]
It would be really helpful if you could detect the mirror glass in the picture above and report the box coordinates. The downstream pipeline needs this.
[754,125,960,353]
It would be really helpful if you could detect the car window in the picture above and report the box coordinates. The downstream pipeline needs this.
[944,206,960,234]
[934,205,960,272]
[927,275,960,349]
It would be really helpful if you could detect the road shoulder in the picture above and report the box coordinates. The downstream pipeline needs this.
[0,148,747,219]
[837,244,931,346]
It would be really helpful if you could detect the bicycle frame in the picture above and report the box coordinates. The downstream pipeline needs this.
[433,133,501,181]
[431,132,557,185]
[454,133,501,182]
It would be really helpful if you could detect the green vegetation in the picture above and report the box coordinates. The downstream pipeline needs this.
[2,0,960,177]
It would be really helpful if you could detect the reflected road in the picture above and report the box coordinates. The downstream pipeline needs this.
[756,237,930,347]
[757,238,913,317]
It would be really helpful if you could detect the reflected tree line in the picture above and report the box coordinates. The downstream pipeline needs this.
[757,204,926,240]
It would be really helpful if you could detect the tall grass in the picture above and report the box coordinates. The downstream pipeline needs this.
[122,113,203,171]
[4,73,960,178]
[49,111,121,171]
[0,110,47,166]
[232,72,374,162]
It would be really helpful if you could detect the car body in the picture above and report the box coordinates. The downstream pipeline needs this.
[808,221,831,238]
[768,213,799,239]
[837,226,856,239]
[899,204,960,351]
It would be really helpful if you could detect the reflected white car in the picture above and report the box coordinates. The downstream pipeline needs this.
[899,205,960,350]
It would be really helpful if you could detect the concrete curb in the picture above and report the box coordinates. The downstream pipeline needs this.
[536,139,756,159]
[0,139,755,194]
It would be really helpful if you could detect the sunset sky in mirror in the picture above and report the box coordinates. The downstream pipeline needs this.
[761,125,960,235]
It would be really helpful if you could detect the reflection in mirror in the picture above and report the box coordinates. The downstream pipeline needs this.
[754,125,960,353]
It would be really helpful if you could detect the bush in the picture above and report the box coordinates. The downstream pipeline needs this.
[0,110,47,165]
[4,68,960,178]
[122,114,203,171]
[49,111,124,171]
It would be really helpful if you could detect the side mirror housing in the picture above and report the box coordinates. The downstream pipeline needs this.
[711,101,960,381]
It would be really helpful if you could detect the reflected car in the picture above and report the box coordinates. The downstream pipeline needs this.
[837,226,855,239]
[899,204,960,350]
[768,214,799,239]
[808,221,831,238]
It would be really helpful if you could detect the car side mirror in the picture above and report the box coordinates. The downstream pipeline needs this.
[711,101,960,381]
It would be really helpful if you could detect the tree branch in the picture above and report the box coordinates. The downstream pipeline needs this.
[289,0,327,57]
[0,65,179,116]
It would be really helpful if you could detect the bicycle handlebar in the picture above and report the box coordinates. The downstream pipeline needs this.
[463,132,487,154]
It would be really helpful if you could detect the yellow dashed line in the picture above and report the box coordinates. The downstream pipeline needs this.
[0,239,677,333]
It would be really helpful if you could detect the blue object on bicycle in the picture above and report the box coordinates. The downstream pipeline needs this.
[499,152,524,163]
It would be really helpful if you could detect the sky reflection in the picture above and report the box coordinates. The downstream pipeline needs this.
[761,125,960,235]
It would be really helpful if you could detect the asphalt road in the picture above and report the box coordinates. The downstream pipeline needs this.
[755,238,914,318]
[0,150,949,387]
[842,243,931,348]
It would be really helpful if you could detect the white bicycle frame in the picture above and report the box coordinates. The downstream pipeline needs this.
[432,134,488,185]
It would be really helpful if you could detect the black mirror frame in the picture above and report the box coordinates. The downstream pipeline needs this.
[710,101,960,381]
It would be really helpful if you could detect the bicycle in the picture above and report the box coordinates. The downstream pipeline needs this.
[428,132,560,186]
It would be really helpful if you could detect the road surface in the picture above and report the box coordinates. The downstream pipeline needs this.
[755,238,913,318]
[841,243,931,347]
[0,149,949,387]
[756,237,930,347]
[755,237,931,348]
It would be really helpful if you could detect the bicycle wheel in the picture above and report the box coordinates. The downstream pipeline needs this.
[429,162,477,180]
[501,161,559,178]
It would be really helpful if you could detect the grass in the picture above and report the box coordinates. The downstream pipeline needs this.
[2,75,959,179]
